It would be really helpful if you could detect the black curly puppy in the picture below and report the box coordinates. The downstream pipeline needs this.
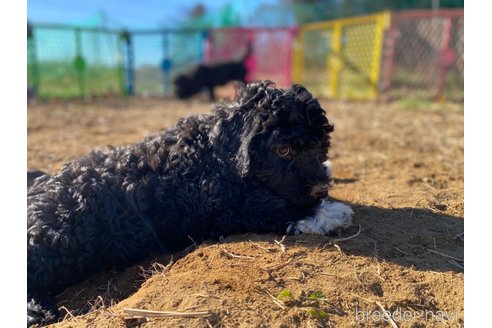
[27,81,353,326]
[174,45,251,101]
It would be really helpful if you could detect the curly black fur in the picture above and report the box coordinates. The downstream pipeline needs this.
[27,81,334,326]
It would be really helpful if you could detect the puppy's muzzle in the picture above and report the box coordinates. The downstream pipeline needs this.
[310,183,329,199]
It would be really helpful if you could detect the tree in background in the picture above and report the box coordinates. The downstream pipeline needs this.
[179,0,464,29]
[275,0,464,25]
[180,2,241,29]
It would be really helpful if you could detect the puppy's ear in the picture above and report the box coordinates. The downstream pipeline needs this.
[210,109,260,178]
[236,115,261,177]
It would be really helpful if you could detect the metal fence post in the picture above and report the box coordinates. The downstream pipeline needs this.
[121,30,134,95]
[369,12,390,99]
[27,23,40,96]
[161,32,172,95]
[328,22,342,98]
[292,28,304,84]
[381,14,398,93]
[436,17,453,102]
[74,28,86,97]
[199,30,207,62]
[117,31,125,95]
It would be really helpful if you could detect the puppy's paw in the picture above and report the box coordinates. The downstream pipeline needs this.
[290,199,353,236]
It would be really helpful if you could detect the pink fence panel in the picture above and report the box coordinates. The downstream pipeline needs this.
[206,27,296,88]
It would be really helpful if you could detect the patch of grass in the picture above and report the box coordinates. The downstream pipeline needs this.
[397,97,464,111]
[277,289,330,322]
[30,61,123,99]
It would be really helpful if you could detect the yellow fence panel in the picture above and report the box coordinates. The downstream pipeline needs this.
[293,12,390,100]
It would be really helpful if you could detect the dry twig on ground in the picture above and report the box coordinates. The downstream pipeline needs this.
[123,308,212,318]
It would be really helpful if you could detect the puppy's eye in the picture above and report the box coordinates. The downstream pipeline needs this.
[277,146,291,157]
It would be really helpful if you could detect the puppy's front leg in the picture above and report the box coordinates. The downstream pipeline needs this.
[288,199,353,236]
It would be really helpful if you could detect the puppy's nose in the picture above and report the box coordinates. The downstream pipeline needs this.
[310,183,329,199]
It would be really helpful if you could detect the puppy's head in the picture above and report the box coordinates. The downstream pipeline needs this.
[211,81,334,208]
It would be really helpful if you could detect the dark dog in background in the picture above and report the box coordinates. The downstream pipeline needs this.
[27,81,353,326]
[173,44,252,101]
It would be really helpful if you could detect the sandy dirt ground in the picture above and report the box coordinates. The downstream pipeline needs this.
[27,95,464,328]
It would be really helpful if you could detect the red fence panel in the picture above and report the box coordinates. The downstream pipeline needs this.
[380,9,464,102]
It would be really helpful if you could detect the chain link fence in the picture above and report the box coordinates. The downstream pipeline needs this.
[293,9,463,102]
[27,24,123,98]
[206,28,295,88]
[28,25,294,98]
[131,30,205,96]
[130,27,295,96]
[293,12,390,100]
[380,9,464,102]
[28,9,463,102]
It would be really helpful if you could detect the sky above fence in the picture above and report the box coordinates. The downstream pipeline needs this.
[28,0,282,68]
[28,0,278,29]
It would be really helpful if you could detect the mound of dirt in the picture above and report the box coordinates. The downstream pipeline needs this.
[27,97,464,327]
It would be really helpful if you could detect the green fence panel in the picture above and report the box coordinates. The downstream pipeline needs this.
[28,25,123,98]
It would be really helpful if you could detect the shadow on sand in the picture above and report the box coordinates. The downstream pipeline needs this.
[53,199,463,319]
[226,199,464,273]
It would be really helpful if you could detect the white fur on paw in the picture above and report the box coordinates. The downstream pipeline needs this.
[323,160,332,179]
[292,199,353,235]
